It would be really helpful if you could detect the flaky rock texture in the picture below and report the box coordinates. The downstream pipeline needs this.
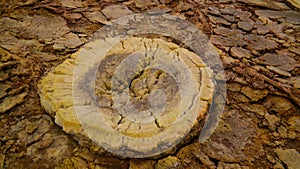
[38,37,214,158]
[1,0,300,168]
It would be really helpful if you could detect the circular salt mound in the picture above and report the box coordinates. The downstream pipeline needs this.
[38,37,214,158]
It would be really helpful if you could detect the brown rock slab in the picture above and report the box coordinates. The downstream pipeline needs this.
[208,15,231,26]
[240,86,269,102]
[23,15,70,41]
[254,23,270,35]
[255,53,297,66]
[263,96,296,115]
[210,35,248,47]
[223,15,236,22]
[133,0,160,9]
[275,149,300,169]
[53,32,83,50]
[287,116,300,132]
[230,47,252,59]
[237,0,290,10]
[62,12,82,21]
[83,11,109,24]
[0,91,27,113]
[266,66,291,77]
[238,21,254,31]
[264,113,280,131]
[246,35,278,51]
[239,104,267,116]
[201,109,263,162]
[27,134,72,162]
[290,77,300,88]
[61,0,84,8]
[208,7,221,16]
[214,27,244,37]
[11,117,51,145]
[101,5,133,19]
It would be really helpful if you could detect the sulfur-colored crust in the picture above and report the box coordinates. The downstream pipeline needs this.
[285,0,300,10]
[38,37,214,158]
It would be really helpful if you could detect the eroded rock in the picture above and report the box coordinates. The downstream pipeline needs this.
[101,5,133,19]
[83,11,109,24]
[23,15,70,42]
[156,156,181,169]
[53,32,83,50]
[38,37,215,158]
[275,149,300,169]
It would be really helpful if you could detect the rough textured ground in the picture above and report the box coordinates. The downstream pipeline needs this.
[0,0,299,168]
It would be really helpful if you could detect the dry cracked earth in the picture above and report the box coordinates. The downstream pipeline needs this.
[0,0,300,168]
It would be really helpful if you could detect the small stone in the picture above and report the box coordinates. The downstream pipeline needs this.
[255,53,297,66]
[24,15,70,41]
[240,86,269,102]
[208,7,221,16]
[288,131,297,139]
[53,32,83,50]
[273,162,284,169]
[227,83,242,92]
[220,7,235,15]
[290,77,300,88]
[284,11,300,25]
[208,15,231,26]
[15,118,51,145]
[62,12,82,21]
[101,5,133,19]
[255,10,285,20]
[156,156,181,169]
[264,113,280,131]
[287,116,300,132]
[239,104,267,116]
[214,27,244,37]
[263,96,296,115]
[133,0,160,9]
[254,24,270,35]
[277,126,287,138]
[83,11,109,25]
[266,155,276,164]
[230,47,252,59]
[0,72,9,82]
[237,0,290,10]
[0,91,27,113]
[223,15,236,22]
[238,21,254,31]
[61,0,84,8]
[210,35,248,47]
[230,92,251,103]
[246,35,278,51]
[266,66,291,77]
[275,149,300,169]
[70,157,88,169]
[234,9,252,18]
[78,148,94,162]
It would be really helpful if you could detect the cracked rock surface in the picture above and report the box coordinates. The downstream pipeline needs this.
[38,36,214,158]
[0,0,299,168]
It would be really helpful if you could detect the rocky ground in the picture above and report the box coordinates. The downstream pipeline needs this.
[0,0,299,168]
